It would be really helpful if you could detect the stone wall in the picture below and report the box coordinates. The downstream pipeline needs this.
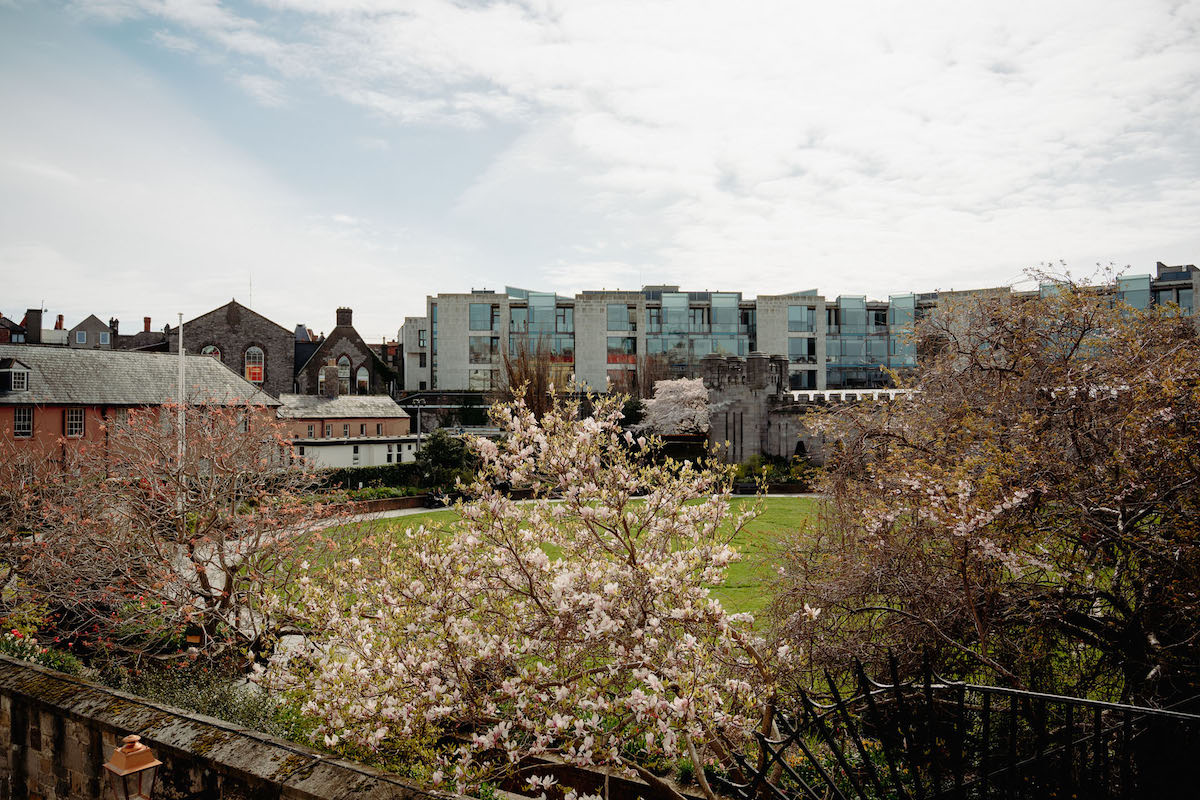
[170,301,295,399]
[0,655,455,800]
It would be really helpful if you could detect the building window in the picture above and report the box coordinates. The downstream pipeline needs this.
[13,407,32,438]
[788,306,815,332]
[556,306,574,333]
[343,423,350,437]
[418,352,427,368]
[387,444,394,463]
[66,408,84,438]
[201,345,221,359]
[376,423,382,435]
[99,332,110,345]
[11,333,23,343]
[337,356,351,394]
[244,346,265,384]
[76,331,87,344]
[418,329,427,348]
[298,445,305,457]
[11,371,28,392]
[360,423,366,435]
[352,444,360,465]
[607,337,637,364]
[325,423,332,437]
[419,380,427,390]
[307,424,314,437]
[356,366,369,393]
[470,336,499,364]
[238,414,249,433]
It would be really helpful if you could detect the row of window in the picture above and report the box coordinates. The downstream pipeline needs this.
[10,407,84,438]
[200,344,266,385]
[75,331,111,345]
[295,442,415,466]
[303,422,388,438]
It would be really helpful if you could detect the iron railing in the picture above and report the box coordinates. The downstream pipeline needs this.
[714,659,1200,800]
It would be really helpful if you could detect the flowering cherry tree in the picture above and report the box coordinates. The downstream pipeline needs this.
[638,377,711,435]
[267,392,784,800]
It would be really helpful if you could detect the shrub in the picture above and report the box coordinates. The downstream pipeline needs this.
[0,631,84,675]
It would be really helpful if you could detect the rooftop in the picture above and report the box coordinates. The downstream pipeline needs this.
[0,344,279,406]
[277,393,410,419]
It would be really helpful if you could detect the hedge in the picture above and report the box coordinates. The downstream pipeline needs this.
[320,463,423,491]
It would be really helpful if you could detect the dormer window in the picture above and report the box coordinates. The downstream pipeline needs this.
[76,331,87,344]
[1,360,30,393]
[201,345,221,359]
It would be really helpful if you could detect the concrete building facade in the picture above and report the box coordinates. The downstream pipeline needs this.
[403,262,1197,397]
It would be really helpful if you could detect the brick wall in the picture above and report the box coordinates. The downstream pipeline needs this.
[0,656,455,800]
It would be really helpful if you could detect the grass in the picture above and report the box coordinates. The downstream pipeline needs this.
[326,495,821,618]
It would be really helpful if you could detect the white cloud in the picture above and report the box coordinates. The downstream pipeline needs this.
[235,72,287,107]
[16,0,1200,319]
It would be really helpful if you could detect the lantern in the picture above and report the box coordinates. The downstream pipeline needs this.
[103,734,161,800]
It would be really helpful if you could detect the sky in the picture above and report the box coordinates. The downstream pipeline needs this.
[2,0,1198,342]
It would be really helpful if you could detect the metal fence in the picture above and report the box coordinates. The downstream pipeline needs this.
[713,659,1200,800]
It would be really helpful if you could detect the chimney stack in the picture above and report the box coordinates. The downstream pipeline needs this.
[336,307,353,327]
[144,316,151,333]
[321,361,340,398]
[54,314,63,330]
[24,309,43,344]
[109,318,119,337]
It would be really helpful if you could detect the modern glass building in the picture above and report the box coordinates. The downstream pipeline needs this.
[399,262,1197,395]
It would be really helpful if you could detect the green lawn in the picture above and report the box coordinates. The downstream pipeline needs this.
[339,495,820,618]
[712,496,821,617]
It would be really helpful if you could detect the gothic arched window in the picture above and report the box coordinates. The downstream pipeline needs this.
[337,356,351,395]
[356,366,369,393]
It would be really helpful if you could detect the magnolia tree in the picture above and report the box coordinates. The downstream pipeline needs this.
[773,279,1200,704]
[639,377,711,436]
[6,402,335,662]
[266,392,787,800]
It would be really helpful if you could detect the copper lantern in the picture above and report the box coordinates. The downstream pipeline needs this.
[103,734,162,800]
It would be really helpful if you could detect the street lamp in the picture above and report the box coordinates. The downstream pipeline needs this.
[103,734,161,800]
[412,398,426,455]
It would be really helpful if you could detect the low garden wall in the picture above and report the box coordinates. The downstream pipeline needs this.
[0,655,457,800]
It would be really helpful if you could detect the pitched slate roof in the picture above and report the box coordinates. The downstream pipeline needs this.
[277,393,409,419]
[0,344,280,406]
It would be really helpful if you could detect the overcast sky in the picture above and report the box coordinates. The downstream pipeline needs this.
[2,0,1198,341]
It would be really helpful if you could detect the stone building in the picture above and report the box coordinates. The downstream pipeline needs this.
[169,300,295,398]
[67,314,115,349]
[294,308,399,397]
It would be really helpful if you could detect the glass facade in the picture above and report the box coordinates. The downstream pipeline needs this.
[788,305,815,332]
[1117,275,1151,309]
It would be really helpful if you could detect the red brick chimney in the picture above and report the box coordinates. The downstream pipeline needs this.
[336,307,353,327]
[54,314,64,330]
[143,316,151,333]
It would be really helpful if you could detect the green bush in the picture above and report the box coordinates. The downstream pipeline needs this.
[345,486,421,501]
[103,663,314,742]
[735,454,819,490]
[320,463,423,491]
[0,632,84,675]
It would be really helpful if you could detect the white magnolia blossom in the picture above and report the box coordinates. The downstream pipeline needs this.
[639,378,711,435]
[265,392,788,799]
